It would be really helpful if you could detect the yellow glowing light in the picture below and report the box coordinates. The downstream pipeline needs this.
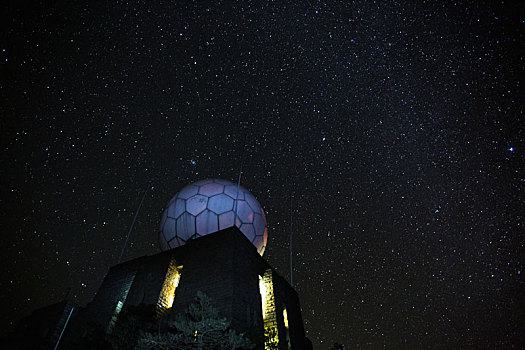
[259,269,279,349]
[157,259,182,316]
[283,308,291,349]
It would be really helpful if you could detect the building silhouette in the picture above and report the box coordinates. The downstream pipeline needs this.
[2,179,312,349]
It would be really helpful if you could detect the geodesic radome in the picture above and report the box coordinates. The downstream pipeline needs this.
[159,179,268,255]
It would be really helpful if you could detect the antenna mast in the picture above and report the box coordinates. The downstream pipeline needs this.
[233,130,248,227]
[233,163,243,226]
[118,180,150,264]
[290,194,293,286]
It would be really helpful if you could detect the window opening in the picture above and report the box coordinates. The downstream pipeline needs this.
[157,258,182,316]
[107,300,124,333]
[259,269,279,349]
[107,271,135,333]
[283,308,291,349]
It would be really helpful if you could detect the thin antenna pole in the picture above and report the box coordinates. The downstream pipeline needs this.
[290,194,293,287]
[118,181,150,264]
[54,306,74,350]
[233,128,248,228]
[233,163,243,227]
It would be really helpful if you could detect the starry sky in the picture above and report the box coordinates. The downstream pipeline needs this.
[1,1,524,348]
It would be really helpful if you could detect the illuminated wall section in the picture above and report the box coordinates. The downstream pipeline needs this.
[283,308,291,349]
[107,301,123,333]
[157,257,182,316]
[259,269,279,349]
[107,272,136,333]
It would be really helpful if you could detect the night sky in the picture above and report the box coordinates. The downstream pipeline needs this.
[1,1,524,348]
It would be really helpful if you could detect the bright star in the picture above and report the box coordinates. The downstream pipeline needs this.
[508,147,514,152]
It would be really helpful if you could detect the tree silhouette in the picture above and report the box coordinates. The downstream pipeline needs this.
[108,303,157,349]
[137,291,254,350]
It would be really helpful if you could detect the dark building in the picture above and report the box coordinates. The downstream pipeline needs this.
[80,226,311,349]
[5,179,312,349]
[5,227,312,349]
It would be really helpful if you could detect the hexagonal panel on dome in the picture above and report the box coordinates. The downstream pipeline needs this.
[176,237,186,247]
[253,212,265,235]
[219,211,235,230]
[186,233,201,242]
[162,217,176,240]
[199,183,224,197]
[245,192,261,212]
[212,179,232,186]
[196,211,218,235]
[167,237,178,250]
[167,198,185,218]
[208,193,234,214]
[236,201,254,223]
[253,235,265,253]
[240,223,256,242]
[177,185,199,199]
[159,233,169,251]
[176,212,196,241]
[186,195,208,216]
[159,208,168,231]
[224,185,245,200]
[193,179,214,186]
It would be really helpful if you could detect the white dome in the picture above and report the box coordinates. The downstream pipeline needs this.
[159,179,268,255]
